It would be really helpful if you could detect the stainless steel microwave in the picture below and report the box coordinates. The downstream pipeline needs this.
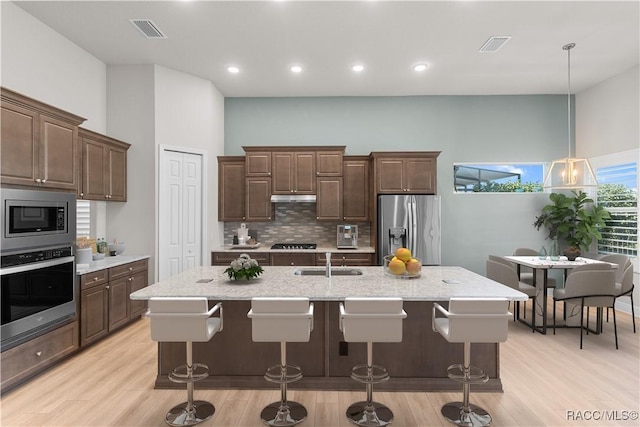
[1,188,76,252]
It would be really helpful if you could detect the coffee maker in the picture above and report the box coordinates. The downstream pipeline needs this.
[337,225,358,249]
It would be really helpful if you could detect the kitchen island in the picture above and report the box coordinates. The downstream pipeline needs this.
[131,265,526,392]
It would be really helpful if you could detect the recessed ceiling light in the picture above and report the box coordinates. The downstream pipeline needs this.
[479,36,511,53]
[352,64,365,72]
[227,66,239,74]
[413,63,428,72]
[290,65,303,73]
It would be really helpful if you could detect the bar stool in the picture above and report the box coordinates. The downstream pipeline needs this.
[146,297,223,427]
[339,297,407,427]
[432,298,510,427]
[247,297,314,427]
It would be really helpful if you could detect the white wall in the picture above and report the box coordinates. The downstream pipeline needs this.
[0,2,106,133]
[153,65,225,272]
[576,65,639,158]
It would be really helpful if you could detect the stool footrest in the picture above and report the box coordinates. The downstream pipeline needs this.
[169,363,210,384]
[264,364,303,384]
[446,364,488,384]
[350,364,390,385]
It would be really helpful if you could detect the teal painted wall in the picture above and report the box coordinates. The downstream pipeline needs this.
[224,95,571,275]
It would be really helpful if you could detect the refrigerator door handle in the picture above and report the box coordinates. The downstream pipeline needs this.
[406,196,418,257]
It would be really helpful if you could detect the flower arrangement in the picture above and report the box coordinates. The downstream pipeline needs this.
[224,253,264,280]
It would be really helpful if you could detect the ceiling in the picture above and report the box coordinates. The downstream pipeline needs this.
[13,0,640,97]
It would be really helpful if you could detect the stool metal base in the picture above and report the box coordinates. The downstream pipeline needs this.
[260,401,307,427]
[441,402,492,427]
[346,401,393,427]
[165,400,215,427]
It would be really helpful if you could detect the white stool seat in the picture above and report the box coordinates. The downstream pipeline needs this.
[433,298,510,427]
[340,297,407,427]
[147,297,223,427]
[248,297,314,427]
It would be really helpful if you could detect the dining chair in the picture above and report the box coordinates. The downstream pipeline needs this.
[512,247,557,288]
[552,263,618,349]
[486,255,536,330]
[599,254,635,333]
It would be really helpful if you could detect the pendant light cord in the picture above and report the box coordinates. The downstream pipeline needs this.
[563,43,575,158]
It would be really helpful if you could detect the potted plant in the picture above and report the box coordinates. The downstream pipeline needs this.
[533,190,610,260]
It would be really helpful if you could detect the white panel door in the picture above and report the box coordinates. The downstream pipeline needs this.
[159,150,203,281]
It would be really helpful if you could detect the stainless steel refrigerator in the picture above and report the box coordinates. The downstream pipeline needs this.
[377,195,441,265]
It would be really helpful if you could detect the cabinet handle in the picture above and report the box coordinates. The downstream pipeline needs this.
[42,179,47,184]
[35,178,42,183]
[268,172,271,176]
[35,351,42,357]
[129,267,133,271]
[80,192,84,197]
[128,277,133,282]
[93,277,99,281]
[105,285,110,290]
[290,262,294,266]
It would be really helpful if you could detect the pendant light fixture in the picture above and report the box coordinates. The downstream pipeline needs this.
[543,43,598,189]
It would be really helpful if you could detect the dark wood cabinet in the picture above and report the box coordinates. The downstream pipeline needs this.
[79,259,148,347]
[211,252,271,266]
[78,128,130,201]
[270,253,316,266]
[244,150,272,176]
[245,177,273,221]
[316,150,344,176]
[316,252,373,266]
[0,321,79,393]
[1,87,85,190]
[343,157,369,221]
[316,177,343,221]
[218,156,246,221]
[372,152,440,194]
[272,152,316,194]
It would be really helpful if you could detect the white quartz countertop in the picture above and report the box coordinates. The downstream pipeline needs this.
[130,265,528,302]
[76,255,150,275]
[212,246,375,253]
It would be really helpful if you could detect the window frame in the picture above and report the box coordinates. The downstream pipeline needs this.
[453,161,547,194]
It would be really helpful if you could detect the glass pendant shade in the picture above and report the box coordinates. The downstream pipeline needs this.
[542,157,598,189]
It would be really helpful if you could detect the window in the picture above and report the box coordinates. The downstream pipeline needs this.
[76,200,91,238]
[596,162,638,257]
[453,163,545,193]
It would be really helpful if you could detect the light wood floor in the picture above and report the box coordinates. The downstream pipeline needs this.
[1,303,638,427]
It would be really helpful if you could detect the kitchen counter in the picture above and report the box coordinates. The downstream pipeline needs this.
[131,265,525,393]
[76,254,150,275]
[130,265,526,301]
[211,245,375,254]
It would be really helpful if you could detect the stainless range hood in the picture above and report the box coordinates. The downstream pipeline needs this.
[270,194,317,203]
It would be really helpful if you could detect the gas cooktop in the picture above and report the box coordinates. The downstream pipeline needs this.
[270,243,317,250]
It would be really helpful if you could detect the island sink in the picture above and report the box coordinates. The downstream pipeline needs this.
[294,267,363,276]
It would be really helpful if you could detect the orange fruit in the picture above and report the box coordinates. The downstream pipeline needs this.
[406,258,421,275]
[395,247,412,262]
[388,258,407,275]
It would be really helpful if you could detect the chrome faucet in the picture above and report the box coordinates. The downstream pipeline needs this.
[325,252,332,277]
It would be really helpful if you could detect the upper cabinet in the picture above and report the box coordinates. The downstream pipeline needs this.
[342,157,370,221]
[1,87,86,191]
[371,152,440,194]
[272,151,316,194]
[245,150,272,176]
[78,128,130,201]
[316,150,344,176]
[217,156,246,221]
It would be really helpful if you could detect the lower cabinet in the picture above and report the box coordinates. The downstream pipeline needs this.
[270,253,316,266]
[79,259,148,347]
[0,321,79,393]
[212,252,271,266]
[316,252,373,266]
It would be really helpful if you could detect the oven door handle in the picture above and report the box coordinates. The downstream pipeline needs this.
[0,256,75,276]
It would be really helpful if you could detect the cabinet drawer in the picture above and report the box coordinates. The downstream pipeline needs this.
[1,321,79,392]
[212,252,270,266]
[80,269,109,288]
[317,253,373,266]
[109,259,148,280]
[271,253,316,266]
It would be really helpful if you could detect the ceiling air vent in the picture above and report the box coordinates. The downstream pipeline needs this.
[479,36,511,53]
[130,19,166,39]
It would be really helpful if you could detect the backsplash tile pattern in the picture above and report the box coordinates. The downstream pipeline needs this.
[223,202,370,247]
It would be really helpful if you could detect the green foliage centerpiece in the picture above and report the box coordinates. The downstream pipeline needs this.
[225,253,264,280]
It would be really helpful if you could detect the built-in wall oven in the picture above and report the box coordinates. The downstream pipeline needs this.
[1,189,76,350]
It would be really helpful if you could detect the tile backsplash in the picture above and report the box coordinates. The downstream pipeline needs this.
[223,202,370,247]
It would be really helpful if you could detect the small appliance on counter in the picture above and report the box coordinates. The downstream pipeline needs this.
[337,225,358,249]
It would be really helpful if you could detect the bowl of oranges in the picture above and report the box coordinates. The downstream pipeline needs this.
[383,247,422,279]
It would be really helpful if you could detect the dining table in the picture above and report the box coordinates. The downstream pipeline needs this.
[503,256,618,334]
